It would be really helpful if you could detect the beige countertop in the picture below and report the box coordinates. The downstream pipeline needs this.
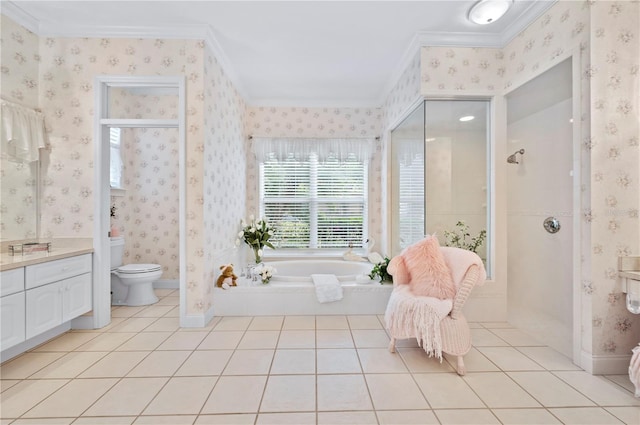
[1,238,94,271]
[618,256,640,281]
[620,270,640,281]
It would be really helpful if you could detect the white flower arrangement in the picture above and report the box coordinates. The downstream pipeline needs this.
[236,215,275,263]
[253,264,276,284]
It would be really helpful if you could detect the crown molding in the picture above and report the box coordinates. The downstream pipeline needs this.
[499,0,558,46]
[416,30,505,48]
[1,1,40,33]
[38,22,210,40]
[247,97,382,109]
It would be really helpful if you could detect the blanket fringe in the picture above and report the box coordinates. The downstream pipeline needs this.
[385,291,448,361]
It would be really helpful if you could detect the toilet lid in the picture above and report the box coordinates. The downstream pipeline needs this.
[117,263,162,274]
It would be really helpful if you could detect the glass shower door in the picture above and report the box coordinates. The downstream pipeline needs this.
[390,100,490,274]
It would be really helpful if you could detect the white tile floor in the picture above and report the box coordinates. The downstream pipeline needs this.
[1,289,639,425]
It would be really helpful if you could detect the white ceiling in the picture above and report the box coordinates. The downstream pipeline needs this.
[5,1,555,107]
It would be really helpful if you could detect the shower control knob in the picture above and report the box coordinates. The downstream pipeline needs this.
[543,217,561,234]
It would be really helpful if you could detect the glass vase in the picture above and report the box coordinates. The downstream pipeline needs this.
[252,247,262,264]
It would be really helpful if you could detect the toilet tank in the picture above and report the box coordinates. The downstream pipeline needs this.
[110,237,125,269]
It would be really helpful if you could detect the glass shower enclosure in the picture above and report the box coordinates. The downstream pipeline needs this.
[390,99,490,274]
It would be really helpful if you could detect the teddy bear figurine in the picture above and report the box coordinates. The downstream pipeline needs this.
[216,264,238,289]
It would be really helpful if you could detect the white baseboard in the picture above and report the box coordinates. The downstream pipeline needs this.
[581,350,632,375]
[179,305,216,328]
[154,279,179,289]
[1,322,71,362]
[204,304,215,326]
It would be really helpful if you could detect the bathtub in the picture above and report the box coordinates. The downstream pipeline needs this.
[267,260,373,283]
[214,259,393,315]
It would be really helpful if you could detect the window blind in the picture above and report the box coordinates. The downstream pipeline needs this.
[397,151,425,249]
[109,128,123,188]
[261,152,367,250]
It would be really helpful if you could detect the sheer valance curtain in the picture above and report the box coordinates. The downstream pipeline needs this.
[394,138,424,167]
[251,137,376,162]
[1,101,48,163]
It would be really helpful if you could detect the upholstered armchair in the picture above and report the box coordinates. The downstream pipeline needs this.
[385,245,486,376]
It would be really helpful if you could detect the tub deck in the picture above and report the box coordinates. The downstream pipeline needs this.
[213,278,393,316]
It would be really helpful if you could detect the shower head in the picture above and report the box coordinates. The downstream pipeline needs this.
[507,149,525,164]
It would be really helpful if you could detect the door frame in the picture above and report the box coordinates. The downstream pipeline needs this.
[502,51,583,366]
[92,75,186,329]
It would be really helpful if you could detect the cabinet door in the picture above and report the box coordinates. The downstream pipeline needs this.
[62,273,92,321]
[26,282,62,339]
[1,292,26,350]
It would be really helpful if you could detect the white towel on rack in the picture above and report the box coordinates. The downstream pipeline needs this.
[1,101,48,162]
[311,274,343,303]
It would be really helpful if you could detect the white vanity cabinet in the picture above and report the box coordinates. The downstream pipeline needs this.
[1,253,92,351]
[25,254,92,339]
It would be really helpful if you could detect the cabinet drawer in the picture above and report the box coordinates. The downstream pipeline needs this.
[1,268,25,297]
[25,254,92,289]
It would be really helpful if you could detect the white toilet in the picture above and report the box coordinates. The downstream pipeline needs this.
[110,236,162,306]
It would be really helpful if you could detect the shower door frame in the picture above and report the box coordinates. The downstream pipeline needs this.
[502,51,583,366]
[388,96,495,280]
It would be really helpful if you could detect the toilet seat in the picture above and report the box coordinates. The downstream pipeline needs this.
[117,263,162,274]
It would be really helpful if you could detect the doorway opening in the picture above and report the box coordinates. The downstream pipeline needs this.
[93,76,186,329]
[505,57,580,360]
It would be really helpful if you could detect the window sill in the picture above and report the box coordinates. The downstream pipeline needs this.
[264,249,368,261]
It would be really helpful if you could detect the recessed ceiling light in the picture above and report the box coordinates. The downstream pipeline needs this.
[468,0,513,25]
[425,137,436,142]
[459,115,475,122]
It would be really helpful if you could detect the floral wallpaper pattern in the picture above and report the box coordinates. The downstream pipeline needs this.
[35,34,208,315]
[380,52,422,253]
[382,52,421,130]
[421,46,503,93]
[203,46,248,311]
[588,0,639,357]
[1,16,40,241]
[246,106,383,246]
[110,125,180,280]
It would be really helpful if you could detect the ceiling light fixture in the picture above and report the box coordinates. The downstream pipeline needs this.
[468,0,513,25]
[459,115,475,122]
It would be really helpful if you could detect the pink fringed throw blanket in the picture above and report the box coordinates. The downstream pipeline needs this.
[384,285,453,360]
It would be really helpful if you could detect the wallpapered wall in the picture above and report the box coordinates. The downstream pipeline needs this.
[589,0,639,358]
[203,46,248,311]
[109,92,180,280]
[0,17,40,240]
[245,106,383,246]
[33,34,212,315]
[379,52,423,253]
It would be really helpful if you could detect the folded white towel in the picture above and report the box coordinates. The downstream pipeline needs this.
[311,274,343,303]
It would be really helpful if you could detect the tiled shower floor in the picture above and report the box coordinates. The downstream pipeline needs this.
[1,289,639,424]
